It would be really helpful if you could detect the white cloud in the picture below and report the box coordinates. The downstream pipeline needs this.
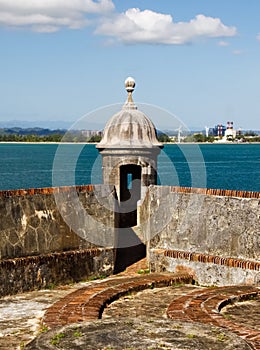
[0,0,114,32]
[0,3,237,44]
[95,8,237,45]
[218,40,229,47]
[257,33,260,41]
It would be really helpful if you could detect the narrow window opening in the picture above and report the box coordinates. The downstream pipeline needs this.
[127,173,133,189]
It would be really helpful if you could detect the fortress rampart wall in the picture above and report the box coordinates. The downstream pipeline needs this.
[0,184,259,294]
[0,248,113,296]
[0,185,115,259]
[138,185,260,285]
[0,185,115,295]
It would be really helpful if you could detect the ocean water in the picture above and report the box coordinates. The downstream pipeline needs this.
[0,143,259,192]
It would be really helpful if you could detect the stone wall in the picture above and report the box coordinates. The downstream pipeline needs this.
[1,183,259,291]
[0,248,114,296]
[150,249,260,286]
[139,186,260,285]
[0,185,116,296]
[0,185,116,259]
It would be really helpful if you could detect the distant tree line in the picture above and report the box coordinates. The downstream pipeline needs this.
[0,133,64,142]
[183,133,260,143]
[0,127,102,143]
[0,133,103,143]
[62,132,102,143]
[157,133,172,143]
[157,132,216,143]
[0,127,258,143]
[183,134,215,143]
[0,127,66,135]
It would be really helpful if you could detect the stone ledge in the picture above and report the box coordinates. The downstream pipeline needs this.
[170,186,260,198]
[0,248,103,268]
[1,185,259,199]
[0,248,114,297]
[0,185,95,198]
[162,249,260,271]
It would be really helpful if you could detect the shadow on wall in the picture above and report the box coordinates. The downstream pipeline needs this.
[113,227,146,274]
[113,172,146,274]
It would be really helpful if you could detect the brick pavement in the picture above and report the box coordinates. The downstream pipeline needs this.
[42,259,259,350]
[43,272,193,328]
[167,285,260,350]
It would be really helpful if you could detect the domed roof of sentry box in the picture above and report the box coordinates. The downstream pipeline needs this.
[97,77,162,149]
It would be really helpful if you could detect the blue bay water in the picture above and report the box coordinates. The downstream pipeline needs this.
[0,143,259,192]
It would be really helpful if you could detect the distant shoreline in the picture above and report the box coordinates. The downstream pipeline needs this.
[163,142,260,145]
[0,141,259,145]
[0,141,95,145]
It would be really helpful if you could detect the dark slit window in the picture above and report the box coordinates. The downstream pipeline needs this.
[127,173,133,189]
[120,164,141,202]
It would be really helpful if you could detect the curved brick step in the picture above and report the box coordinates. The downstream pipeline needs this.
[123,257,148,275]
[43,272,193,329]
[167,285,260,350]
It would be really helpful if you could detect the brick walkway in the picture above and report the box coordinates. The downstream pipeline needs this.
[43,272,193,328]
[167,285,260,350]
[41,263,260,349]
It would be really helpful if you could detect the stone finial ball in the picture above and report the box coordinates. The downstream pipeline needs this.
[125,77,135,92]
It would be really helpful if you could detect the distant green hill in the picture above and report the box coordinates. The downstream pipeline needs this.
[0,127,66,142]
[0,127,102,142]
[0,127,66,136]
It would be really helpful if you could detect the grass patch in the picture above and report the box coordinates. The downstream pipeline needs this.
[73,330,83,337]
[88,275,107,281]
[217,333,227,342]
[137,269,150,274]
[172,283,185,288]
[38,324,49,334]
[46,282,56,290]
[50,332,65,345]
[222,313,233,320]
[187,333,196,339]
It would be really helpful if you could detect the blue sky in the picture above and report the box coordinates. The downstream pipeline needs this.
[0,0,259,130]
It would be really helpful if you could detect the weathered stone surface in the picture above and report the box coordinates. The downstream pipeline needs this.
[0,270,258,349]
[0,184,259,292]
[0,280,99,349]
[0,248,113,296]
[145,187,259,259]
[0,185,116,259]
[221,296,260,332]
[26,319,251,349]
[137,186,259,285]
[3,282,253,350]
[138,186,259,271]
[149,250,260,286]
